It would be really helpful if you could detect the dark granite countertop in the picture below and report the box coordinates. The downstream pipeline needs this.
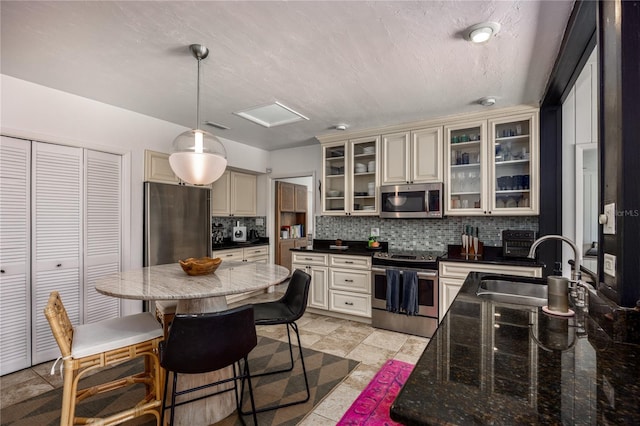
[391,271,640,425]
[443,244,544,268]
[212,238,269,251]
[290,239,388,256]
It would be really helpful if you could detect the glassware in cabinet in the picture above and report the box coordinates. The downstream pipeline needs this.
[490,112,538,214]
[445,121,487,214]
[349,136,378,214]
[323,142,347,214]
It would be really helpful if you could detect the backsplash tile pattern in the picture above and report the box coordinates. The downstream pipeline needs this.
[314,216,539,251]
[212,216,267,239]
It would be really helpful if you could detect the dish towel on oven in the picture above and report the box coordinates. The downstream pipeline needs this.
[386,269,400,312]
[401,271,419,315]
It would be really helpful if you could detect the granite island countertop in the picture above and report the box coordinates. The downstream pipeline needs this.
[391,271,640,425]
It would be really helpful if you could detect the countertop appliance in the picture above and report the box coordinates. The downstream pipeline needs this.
[371,249,444,338]
[379,183,443,218]
[144,182,211,267]
[232,221,247,242]
[502,229,536,258]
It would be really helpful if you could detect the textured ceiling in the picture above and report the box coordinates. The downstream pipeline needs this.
[0,1,574,151]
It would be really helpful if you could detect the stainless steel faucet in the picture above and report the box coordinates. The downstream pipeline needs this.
[527,235,582,281]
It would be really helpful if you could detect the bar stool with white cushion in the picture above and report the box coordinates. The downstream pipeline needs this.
[44,291,164,426]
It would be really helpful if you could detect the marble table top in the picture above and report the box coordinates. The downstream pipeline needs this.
[95,261,290,301]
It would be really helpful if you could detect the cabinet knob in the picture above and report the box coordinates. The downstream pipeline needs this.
[1,269,5,273]
[57,264,62,267]
[345,301,354,306]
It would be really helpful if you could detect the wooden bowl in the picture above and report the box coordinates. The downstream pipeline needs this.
[179,257,222,276]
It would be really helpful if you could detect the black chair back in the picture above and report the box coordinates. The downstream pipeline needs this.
[282,269,311,321]
[160,305,256,374]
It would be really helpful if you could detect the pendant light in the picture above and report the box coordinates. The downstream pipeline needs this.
[169,44,227,185]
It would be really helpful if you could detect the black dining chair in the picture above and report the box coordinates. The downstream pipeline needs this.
[159,305,259,426]
[241,269,312,413]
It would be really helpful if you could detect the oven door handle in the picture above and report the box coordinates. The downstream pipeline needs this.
[371,267,437,278]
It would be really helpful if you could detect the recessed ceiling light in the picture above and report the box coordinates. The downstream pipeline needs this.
[479,97,496,106]
[465,22,501,43]
[233,101,309,128]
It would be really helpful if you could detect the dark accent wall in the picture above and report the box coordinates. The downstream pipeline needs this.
[597,0,640,307]
[539,0,596,277]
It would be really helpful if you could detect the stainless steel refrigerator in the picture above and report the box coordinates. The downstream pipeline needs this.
[144,182,211,267]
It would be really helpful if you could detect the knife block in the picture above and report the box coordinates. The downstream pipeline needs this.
[462,241,484,257]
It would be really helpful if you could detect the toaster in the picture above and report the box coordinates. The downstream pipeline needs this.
[502,230,536,258]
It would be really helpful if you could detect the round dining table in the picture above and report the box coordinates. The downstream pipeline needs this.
[95,261,290,426]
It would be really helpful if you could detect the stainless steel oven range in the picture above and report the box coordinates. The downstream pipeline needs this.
[371,250,443,338]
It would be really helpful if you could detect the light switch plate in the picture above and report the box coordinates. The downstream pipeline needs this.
[604,253,616,277]
[370,227,380,237]
[603,203,616,234]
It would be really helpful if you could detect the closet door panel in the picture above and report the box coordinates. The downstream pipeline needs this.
[32,142,83,364]
[0,136,31,374]
[84,150,121,323]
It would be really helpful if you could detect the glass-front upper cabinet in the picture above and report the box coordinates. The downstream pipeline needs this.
[349,136,379,215]
[444,120,488,215]
[322,141,348,215]
[489,111,539,215]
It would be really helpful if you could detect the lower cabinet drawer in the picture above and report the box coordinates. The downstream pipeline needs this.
[244,246,268,257]
[329,268,370,292]
[329,290,371,317]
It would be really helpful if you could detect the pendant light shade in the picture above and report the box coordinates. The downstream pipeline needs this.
[169,44,227,185]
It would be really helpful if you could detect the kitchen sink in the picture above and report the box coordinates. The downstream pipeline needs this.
[476,276,547,306]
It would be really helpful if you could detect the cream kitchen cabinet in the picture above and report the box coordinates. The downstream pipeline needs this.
[438,261,542,321]
[328,254,371,318]
[211,170,257,216]
[444,109,539,216]
[322,136,379,216]
[215,245,270,304]
[381,126,443,185]
[292,252,329,310]
[144,150,180,184]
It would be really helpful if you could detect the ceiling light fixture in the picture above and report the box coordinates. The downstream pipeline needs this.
[169,44,227,185]
[465,22,501,43]
[479,97,496,106]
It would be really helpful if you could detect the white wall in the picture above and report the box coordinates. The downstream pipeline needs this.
[1,75,270,276]
[561,47,598,276]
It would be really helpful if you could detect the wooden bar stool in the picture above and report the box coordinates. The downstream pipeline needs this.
[44,291,164,426]
[155,300,177,339]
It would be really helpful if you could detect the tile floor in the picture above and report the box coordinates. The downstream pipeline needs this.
[0,284,429,424]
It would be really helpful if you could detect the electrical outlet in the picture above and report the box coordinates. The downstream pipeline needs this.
[604,253,616,277]
[255,218,264,226]
[603,203,616,234]
[370,227,380,237]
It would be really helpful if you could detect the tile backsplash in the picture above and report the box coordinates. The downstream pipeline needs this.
[212,216,267,239]
[314,215,539,251]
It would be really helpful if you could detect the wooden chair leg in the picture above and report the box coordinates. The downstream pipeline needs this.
[60,359,76,426]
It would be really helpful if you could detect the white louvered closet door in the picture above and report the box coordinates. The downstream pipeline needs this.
[32,142,83,364]
[84,150,121,323]
[0,136,31,374]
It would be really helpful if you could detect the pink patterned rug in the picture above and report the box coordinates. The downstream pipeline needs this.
[337,359,414,425]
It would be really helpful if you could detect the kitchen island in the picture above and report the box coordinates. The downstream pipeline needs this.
[391,271,640,425]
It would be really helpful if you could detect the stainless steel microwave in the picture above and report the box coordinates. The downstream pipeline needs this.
[379,183,443,218]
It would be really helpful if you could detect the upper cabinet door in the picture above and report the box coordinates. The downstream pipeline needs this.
[381,132,410,184]
[322,141,348,215]
[0,136,31,375]
[211,170,231,216]
[294,184,307,212]
[279,182,295,212]
[144,150,180,184]
[231,172,257,216]
[411,126,443,183]
[488,111,539,215]
[349,136,379,215]
[444,120,488,216]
